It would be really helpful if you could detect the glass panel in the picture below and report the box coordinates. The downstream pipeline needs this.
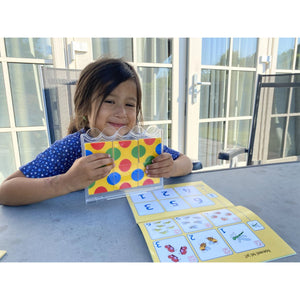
[232,38,257,67]
[5,38,52,59]
[268,117,286,159]
[198,122,224,167]
[227,119,251,163]
[277,38,295,70]
[200,69,228,119]
[229,71,255,117]
[290,87,300,113]
[0,132,17,184]
[296,38,300,70]
[92,38,133,61]
[138,67,171,122]
[136,38,172,63]
[17,130,49,165]
[0,63,10,127]
[155,123,171,148]
[8,63,46,127]
[201,38,230,66]
[285,116,300,156]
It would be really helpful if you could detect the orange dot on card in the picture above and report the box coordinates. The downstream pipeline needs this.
[91,142,105,150]
[118,141,132,148]
[119,159,131,172]
[143,178,154,185]
[144,138,156,145]
[95,186,108,194]
[120,182,131,189]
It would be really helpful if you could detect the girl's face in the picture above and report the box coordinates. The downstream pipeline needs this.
[89,79,138,134]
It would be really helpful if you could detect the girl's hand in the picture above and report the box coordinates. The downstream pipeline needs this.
[145,153,175,178]
[63,153,114,192]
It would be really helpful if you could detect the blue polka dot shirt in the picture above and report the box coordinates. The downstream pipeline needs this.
[20,130,181,178]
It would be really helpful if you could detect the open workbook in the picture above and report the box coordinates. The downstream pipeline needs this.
[126,181,296,262]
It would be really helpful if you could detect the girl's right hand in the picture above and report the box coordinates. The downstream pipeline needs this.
[63,153,114,192]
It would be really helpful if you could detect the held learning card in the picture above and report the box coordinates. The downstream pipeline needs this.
[126,181,296,262]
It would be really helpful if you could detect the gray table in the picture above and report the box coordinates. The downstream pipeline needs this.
[1,161,299,262]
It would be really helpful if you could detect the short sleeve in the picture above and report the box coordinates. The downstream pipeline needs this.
[20,131,82,178]
[163,145,181,160]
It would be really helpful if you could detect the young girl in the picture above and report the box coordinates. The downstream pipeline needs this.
[0,58,193,206]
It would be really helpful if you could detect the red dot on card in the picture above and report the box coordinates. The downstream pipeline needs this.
[144,138,156,145]
[91,142,105,150]
[119,159,131,172]
[118,141,132,148]
[94,186,108,194]
[120,182,131,189]
[143,178,154,185]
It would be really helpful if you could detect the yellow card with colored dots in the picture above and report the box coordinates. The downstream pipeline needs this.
[113,140,139,190]
[138,137,162,186]
[84,141,115,194]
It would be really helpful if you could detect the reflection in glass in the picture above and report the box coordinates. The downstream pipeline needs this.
[8,63,46,127]
[296,38,300,70]
[92,38,133,61]
[138,67,171,122]
[155,124,171,148]
[232,38,257,67]
[291,87,300,113]
[229,71,255,117]
[227,120,251,163]
[0,133,17,184]
[5,38,52,59]
[285,116,300,156]
[136,38,172,63]
[198,122,224,167]
[201,38,230,66]
[200,69,228,119]
[268,117,286,159]
[17,130,49,165]
[0,63,10,127]
[277,38,295,70]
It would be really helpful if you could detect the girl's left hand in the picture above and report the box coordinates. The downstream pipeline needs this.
[145,153,175,178]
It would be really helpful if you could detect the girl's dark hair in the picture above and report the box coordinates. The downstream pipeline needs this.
[67,57,142,134]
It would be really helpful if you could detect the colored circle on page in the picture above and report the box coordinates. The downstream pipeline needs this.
[119,159,132,172]
[118,140,132,148]
[143,155,155,167]
[155,143,162,155]
[91,142,105,150]
[143,178,154,185]
[120,182,132,189]
[131,168,144,181]
[144,138,156,145]
[132,145,146,158]
[107,172,121,185]
[85,150,93,156]
[95,186,108,194]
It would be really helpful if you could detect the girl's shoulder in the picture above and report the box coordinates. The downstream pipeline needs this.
[163,145,181,160]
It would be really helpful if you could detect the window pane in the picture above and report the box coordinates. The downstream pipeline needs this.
[268,117,286,159]
[285,116,300,156]
[200,69,228,119]
[0,63,10,127]
[8,63,46,127]
[138,67,171,122]
[0,132,17,183]
[92,38,133,61]
[232,38,257,67]
[5,38,52,59]
[17,130,48,165]
[291,86,300,113]
[227,119,251,148]
[296,38,300,70]
[229,71,255,117]
[136,38,172,63]
[198,122,224,167]
[277,38,295,70]
[201,38,230,66]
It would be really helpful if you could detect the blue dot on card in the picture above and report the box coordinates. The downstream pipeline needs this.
[86,150,93,156]
[107,172,121,185]
[131,168,144,181]
[155,143,162,155]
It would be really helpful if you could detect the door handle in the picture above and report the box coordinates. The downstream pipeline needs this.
[192,74,211,104]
